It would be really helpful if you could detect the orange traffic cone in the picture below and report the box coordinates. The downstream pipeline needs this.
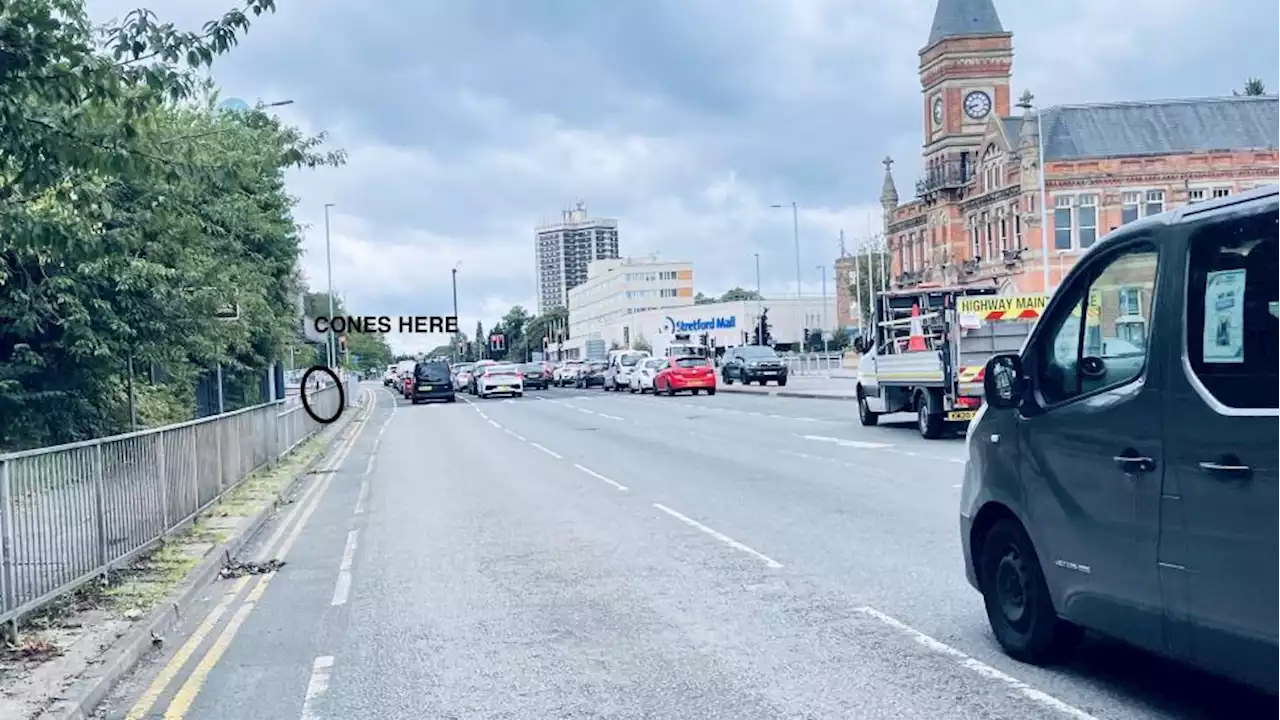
[907,303,927,351]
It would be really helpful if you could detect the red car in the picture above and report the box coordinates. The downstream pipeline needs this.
[653,356,717,396]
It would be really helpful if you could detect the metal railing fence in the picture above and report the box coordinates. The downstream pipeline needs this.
[781,352,847,375]
[0,375,360,629]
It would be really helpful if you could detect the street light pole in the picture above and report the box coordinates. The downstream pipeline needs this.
[324,203,336,368]
[753,252,762,345]
[817,265,829,354]
[451,263,460,361]
[791,201,801,301]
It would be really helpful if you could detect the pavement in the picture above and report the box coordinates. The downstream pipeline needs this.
[716,374,859,400]
[92,383,1273,719]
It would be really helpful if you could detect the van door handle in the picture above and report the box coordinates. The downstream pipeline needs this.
[1199,461,1252,478]
[1112,455,1156,474]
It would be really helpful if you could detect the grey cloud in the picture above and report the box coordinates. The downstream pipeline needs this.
[88,0,1279,352]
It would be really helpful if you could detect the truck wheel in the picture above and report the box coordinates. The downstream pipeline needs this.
[857,388,879,426]
[917,393,944,439]
[978,518,1081,664]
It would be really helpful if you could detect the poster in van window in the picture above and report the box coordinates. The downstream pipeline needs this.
[1202,269,1246,364]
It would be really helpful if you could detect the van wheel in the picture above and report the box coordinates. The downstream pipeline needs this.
[978,519,1081,665]
[857,388,879,426]
[917,393,943,439]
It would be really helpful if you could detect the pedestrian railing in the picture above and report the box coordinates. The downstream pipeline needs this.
[0,376,360,631]
[783,353,847,375]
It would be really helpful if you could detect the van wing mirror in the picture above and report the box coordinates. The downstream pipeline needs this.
[983,354,1026,409]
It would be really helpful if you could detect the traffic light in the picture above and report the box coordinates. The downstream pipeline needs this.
[490,334,505,351]
[698,333,708,347]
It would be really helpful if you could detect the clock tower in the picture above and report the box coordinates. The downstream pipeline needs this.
[919,0,1012,189]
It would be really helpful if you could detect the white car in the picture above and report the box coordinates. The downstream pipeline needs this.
[554,360,583,387]
[452,363,475,391]
[629,357,668,393]
[476,363,523,399]
[382,364,398,386]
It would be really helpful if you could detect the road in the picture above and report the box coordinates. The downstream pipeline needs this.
[99,383,1272,719]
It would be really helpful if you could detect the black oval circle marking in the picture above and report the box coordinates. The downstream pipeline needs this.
[299,365,345,424]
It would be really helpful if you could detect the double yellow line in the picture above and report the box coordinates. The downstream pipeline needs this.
[126,389,377,720]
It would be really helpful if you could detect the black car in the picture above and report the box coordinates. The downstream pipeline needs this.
[721,345,788,386]
[520,362,550,390]
[576,360,608,388]
[410,360,456,404]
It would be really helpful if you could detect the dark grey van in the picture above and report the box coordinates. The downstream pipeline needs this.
[960,185,1278,692]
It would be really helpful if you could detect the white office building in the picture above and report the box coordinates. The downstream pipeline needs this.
[535,201,620,313]
[568,256,695,343]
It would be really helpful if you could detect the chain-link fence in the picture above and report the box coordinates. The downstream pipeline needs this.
[0,376,360,630]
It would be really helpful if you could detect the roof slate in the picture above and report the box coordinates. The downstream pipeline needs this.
[1041,96,1279,161]
[926,0,1005,48]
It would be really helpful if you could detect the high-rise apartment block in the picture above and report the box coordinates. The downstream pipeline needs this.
[535,202,620,313]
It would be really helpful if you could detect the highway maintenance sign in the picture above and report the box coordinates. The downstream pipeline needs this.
[957,294,1048,320]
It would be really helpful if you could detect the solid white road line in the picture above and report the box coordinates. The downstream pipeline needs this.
[299,655,335,720]
[574,463,628,492]
[853,607,1098,720]
[652,503,782,569]
[529,442,562,460]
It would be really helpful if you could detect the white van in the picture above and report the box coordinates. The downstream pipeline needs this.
[603,350,650,391]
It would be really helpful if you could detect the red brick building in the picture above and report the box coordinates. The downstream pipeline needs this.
[881,0,1279,296]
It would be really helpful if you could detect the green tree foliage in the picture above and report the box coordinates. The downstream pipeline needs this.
[0,0,345,450]
[843,249,891,333]
[1236,78,1267,96]
[693,292,714,305]
[719,287,762,302]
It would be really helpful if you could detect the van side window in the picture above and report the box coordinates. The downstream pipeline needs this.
[1185,209,1278,410]
[1037,244,1159,404]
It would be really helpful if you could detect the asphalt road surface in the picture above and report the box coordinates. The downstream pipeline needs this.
[99,383,1274,719]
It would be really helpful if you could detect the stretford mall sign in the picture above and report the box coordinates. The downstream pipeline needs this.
[669,316,737,333]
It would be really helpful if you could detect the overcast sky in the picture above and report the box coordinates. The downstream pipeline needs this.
[90,0,1279,355]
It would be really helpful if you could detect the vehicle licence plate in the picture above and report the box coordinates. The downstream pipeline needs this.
[497,386,510,392]
[419,385,432,391]
[946,410,977,421]
[762,370,777,374]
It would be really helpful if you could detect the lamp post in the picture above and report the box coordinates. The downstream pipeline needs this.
[816,265,829,354]
[324,203,336,368]
[753,252,762,344]
[770,202,802,301]
[451,262,461,361]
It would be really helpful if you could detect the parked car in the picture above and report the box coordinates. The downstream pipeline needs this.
[410,359,455,404]
[720,345,787,386]
[654,356,716,396]
[475,363,523,399]
[383,364,398,386]
[554,360,583,387]
[520,362,551,390]
[628,357,667,394]
[960,184,1278,694]
[576,360,608,388]
[604,350,650,391]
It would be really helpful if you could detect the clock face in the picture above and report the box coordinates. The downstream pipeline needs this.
[964,91,992,120]
[932,97,944,126]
